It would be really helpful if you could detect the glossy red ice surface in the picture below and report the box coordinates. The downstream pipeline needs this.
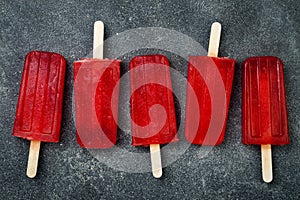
[129,55,178,146]
[242,56,289,145]
[74,58,120,148]
[13,51,66,142]
[185,56,235,146]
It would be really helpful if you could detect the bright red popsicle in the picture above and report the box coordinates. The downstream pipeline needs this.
[242,56,289,182]
[185,57,235,145]
[13,50,66,178]
[129,55,178,146]
[185,22,235,146]
[74,21,120,149]
[129,54,178,178]
[74,59,120,148]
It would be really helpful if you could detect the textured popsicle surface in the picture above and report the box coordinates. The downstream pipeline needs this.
[185,56,235,145]
[130,55,178,146]
[242,56,289,145]
[13,51,66,142]
[74,59,120,148]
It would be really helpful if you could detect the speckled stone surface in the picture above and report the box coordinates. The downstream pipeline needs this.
[0,0,299,199]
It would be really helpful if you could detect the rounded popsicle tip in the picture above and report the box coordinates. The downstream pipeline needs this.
[212,22,222,29]
[94,20,104,28]
[26,140,41,179]
[27,170,37,179]
[263,175,273,183]
[261,144,273,183]
[150,144,163,178]
[93,21,105,59]
[208,22,222,57]
[152,169,162,178]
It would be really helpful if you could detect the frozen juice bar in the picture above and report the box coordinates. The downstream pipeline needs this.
[129,55,178,146]
[185,57,235,145]
[13,51,66,142]
[242,56,289,145]
[13,50,66,178]
[74,58,120,148]
[74,21,120,149]
[242,56,289,183]
[185,22,235,146]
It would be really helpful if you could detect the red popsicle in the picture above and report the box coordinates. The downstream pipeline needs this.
[242,56,289,182]
[13,50,66,178]
[185,22,235,146]
[74,21,120,148]
[74,59,120,148]
[129,54,178,178]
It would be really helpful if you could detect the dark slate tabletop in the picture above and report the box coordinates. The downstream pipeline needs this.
[0,0,299,199]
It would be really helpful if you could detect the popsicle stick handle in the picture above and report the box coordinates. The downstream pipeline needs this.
[261,144,273,183]
[93,21,104,59]
[150,144,162,178]
[207,22,222,57]
[27,140,41,178]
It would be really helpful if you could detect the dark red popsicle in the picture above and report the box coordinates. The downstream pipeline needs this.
[13,51,66,142]
[242,56,289,183]
[242,56,289,145]
[12,50,66,178]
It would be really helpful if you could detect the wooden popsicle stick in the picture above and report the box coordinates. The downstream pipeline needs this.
[93,21,104,59]
[150,144,162,178]
[27,140,41,178]
[207,22,222,57]
[261,144,273,183]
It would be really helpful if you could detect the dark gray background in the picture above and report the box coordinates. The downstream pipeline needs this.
[1,0,299,199]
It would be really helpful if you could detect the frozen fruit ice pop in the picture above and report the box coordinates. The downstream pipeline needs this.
[12,50,66,178]
[74,59,120,148]
[185,57,235,145]
[13,51,66,142]
[242,56,289,183]
[129,54,178,178]
[242,56,289,145]
[185,22,235,146]
[129,54,178,146]
[74,21,120,149]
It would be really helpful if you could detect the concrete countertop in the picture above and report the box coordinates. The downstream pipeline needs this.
[0,0,299,199]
